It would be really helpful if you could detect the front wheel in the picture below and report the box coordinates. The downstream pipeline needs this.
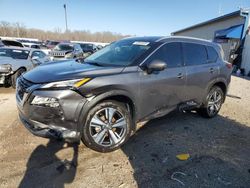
[197,86,224,118]
[82,100,132,152]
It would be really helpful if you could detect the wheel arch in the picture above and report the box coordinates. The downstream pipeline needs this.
[14,66,27,73]
[77,90,137,134]
[206,78,228,103]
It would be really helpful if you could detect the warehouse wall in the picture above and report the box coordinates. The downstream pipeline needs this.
[173,16,245,61]
[173,16,245,40]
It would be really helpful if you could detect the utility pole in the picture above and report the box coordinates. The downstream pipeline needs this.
[63,4,68,32]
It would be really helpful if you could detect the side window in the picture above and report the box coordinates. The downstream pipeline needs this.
[206,46,218,62]
[183,43,207,66]
[146,42,183,68]
[32,51,45,58]
[31,51,40,58]
[38,51,46,58]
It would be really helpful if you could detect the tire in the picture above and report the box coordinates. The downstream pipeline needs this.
[11,68,26,88]
[81,100,132,152]
[197,86,224,118]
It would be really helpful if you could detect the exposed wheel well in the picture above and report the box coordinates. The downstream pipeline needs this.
[213,82,227,98]
[13,67,27,74]
[99,95,135,120]
[18,67,27,71]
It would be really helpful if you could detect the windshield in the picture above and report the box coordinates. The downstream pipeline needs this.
[80,43,93,51]
[54,44,73,51]
[84,40,152,66]
[0,48,29,59]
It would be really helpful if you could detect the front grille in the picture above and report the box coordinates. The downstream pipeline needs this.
[51,51,66,57]
[17,76,34,100]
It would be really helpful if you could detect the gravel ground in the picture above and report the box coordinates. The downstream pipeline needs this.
[0,76,250,188]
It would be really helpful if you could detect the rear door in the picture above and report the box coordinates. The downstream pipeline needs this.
[183,43,219,103]
[138,42,186,119]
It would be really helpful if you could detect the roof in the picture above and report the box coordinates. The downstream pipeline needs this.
[122,36,164,42]
[121,36,216,45]
[172,10,242,35]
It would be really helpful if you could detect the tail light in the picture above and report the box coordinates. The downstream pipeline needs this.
[225,62,233,69]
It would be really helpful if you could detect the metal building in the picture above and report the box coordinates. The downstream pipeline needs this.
[172,9,250,76]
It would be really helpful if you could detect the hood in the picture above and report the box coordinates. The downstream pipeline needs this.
[23,60,125,83]
[0,56,27,72]
[0,56,13,64]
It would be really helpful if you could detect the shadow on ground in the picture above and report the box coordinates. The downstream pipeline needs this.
[18,111,250,188]
[122,111,250,187]
[19,139,78,188]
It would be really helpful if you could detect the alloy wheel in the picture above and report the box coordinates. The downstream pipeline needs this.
[89,107,127,147]
[207,90,222,116]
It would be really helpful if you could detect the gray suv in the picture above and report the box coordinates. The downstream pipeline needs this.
[16,36,232,152]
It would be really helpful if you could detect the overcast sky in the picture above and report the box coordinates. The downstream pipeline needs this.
[0,0,249,36]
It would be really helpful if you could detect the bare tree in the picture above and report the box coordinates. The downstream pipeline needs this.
[0,21,129,42]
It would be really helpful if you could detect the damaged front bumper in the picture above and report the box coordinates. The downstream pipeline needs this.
[0,72,13,85]
[19,112,80,141]
[16,78,87,142]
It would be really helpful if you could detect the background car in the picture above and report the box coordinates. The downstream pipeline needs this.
[0,47,50,87]
[78,43,98,56]
[22,43,41,49]
[50,43,84,61]
[46,40,60,49]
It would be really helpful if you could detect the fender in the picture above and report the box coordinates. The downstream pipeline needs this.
[76,89,137,134]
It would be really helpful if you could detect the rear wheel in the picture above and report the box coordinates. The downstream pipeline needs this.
[81,100,132,152]
[11,68,26,88]
[197,86,224,118]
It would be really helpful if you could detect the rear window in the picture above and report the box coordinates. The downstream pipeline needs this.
[80,43,94,51]
[183,43,207,66]
[206,46,218,62]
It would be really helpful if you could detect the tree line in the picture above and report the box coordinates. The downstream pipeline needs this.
[0,21,130,42]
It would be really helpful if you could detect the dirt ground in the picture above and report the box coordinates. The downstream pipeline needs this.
[0,76,250,188]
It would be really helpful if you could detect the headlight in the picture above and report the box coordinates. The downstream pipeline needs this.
[41,78,91,89]
[0,64,12,73]
[65,52,73,58]
[31,96,60,108]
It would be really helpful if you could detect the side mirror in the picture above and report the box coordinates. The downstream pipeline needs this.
[32,56,39,61]
[146,60,167,74]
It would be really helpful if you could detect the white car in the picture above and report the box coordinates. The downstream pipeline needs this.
[22,42,40,49]
[0,47,50,88]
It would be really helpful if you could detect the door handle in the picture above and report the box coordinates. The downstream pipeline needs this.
[210,68,214,73]
[177,73,184,79]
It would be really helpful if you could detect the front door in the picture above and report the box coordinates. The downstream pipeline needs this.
[138,42,186,120]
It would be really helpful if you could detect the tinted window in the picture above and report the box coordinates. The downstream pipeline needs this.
[146,42,183,68]
[32,51,45,58]
[206,46,218,62]
[2,40,23,47]
[183,43,207,66]
[31,45,40,49]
